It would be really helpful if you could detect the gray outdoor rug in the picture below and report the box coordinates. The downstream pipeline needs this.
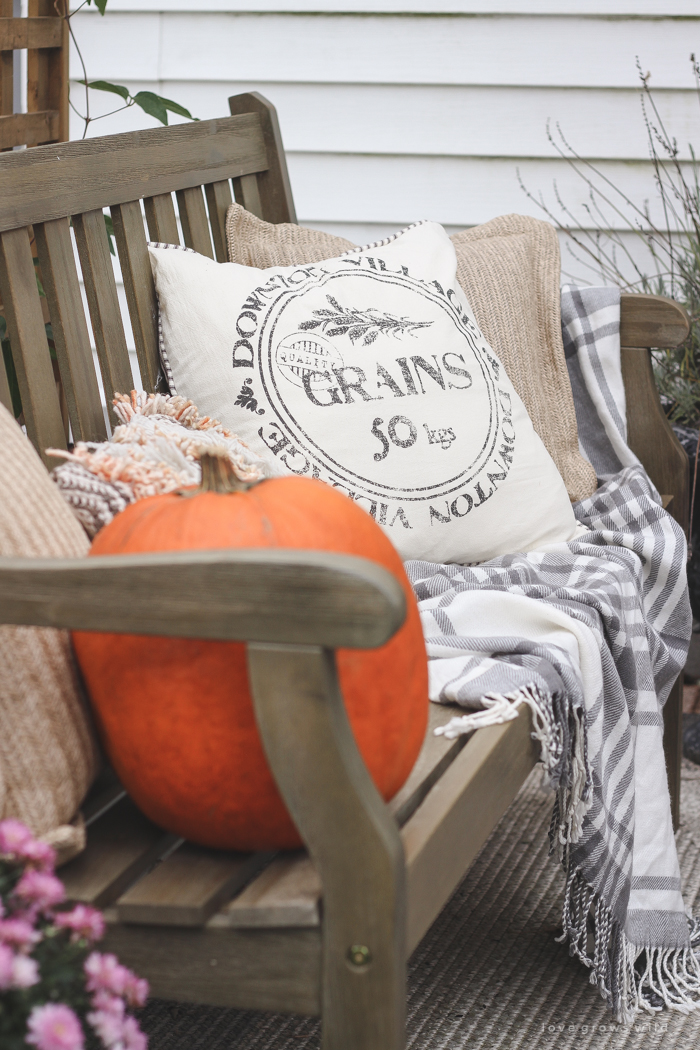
[140,760,700,1050]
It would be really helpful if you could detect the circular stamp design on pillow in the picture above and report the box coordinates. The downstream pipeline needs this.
[275,332,344,391]
[252,261,515,520]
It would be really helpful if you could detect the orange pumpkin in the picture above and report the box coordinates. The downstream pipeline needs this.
[72,457,428,851]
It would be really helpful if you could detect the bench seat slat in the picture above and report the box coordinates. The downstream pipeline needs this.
[0,225,65,463]
[73,208,134,412]
[207,706,466,930]
[116,843,274,927]
[60,796,179,909]
[402,707,538,955]
[211,852,321,929]
[34,217,107,443]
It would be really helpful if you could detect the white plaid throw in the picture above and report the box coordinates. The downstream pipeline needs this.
[405,288,700,1019]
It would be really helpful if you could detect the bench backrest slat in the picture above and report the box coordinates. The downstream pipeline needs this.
[111,199,161,396]
[176,185,215,259]
[34,217,107,444]
[144,193,181,248]
[204,179,235,263]
[0,226,67,458]
[0,114,267,232]
[73,209,134,412]
[0,94,295,466]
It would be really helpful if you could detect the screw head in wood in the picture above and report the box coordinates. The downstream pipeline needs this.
[347,944,372,967]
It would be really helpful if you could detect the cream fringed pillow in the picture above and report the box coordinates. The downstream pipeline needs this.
[152,221,580,565]
[0,403,99,858]
[225,204,596,502]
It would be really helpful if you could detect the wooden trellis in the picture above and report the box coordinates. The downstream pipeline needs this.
[0,0,68,151]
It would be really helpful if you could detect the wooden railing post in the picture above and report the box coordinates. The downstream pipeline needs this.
[0,0,67,150]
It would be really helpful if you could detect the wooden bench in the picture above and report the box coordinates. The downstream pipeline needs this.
[0,92,690,1050]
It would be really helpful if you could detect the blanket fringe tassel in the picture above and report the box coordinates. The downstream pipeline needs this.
[435,684,591,844]
[433,685,700,1020]
[558,867,700,1021]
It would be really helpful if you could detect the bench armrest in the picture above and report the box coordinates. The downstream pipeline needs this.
[0,548,405,649]
[0,546,410,1040]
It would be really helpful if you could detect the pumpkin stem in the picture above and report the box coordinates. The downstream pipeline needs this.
[179,450,259,497]
[199,451,247,494]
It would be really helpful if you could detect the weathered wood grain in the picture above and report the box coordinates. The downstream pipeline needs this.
[0,114,267,232]
[0,549,406,650]
[212,705,465,931]
[72,208,134,412]
[102,923,321,1015]
[111,199,159,392]
[33,216,107,442]
[205,179,234,262]
[0,16,61,49]
[248,643,405,1050]
[389,704,470,827]
[402,707,538,955]
[0,347,12,414]
[0,0,12,124]
[0,110,58,150]
[212,852,321,929]
[229,93,297,224]
[620,293,690,350]
[60,797,179,909]
[27,0,67,146]
[176,185,214,258]
[621,347,689,533]
[232,171,263,220]
[144,192,180,246]
[116,844,274,927]
[0,226,65,464]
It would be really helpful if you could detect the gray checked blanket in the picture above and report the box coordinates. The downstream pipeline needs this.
[405,286,700,1020]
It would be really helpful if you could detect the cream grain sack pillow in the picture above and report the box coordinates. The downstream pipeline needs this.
[149,222,578,564]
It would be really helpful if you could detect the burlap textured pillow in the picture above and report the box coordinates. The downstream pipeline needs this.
[0,403,99,854]
[226,204,596,501]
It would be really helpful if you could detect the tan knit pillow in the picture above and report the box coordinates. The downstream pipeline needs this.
[225,205,596,501]
[0,403,99,854]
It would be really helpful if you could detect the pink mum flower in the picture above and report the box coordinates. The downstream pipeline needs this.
[14,869,65,912]
[55,904,105,944]
[123,970,149,1009]
[0,819,34,857]
[0,942,14,989]
[20,838,57,871]
[11,952,39,988]
[26,1003,85,1050]
[84,952,129,996]
[87,991,130,1046]
[0,916,42,949]
[122,1015,148,1050]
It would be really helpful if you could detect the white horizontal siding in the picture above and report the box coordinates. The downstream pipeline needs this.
[67,0,700,329]
[73,2,700,16]
[71,80,700,162]
[71,12,699,88]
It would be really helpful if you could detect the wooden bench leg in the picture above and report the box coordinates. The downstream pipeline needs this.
[248,644,406,1050]
[664,675,683,831]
